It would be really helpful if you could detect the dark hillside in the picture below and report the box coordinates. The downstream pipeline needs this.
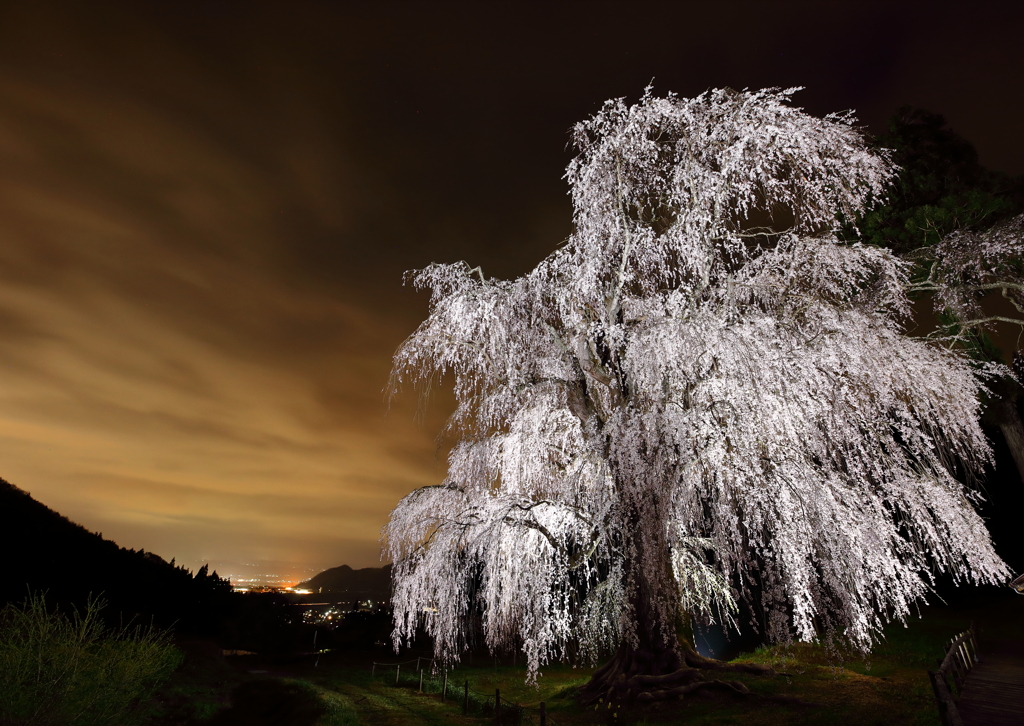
[299,564,391,604]
[0,477,232,636]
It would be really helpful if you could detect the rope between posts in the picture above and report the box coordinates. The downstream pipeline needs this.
[370,657,434,667]
[370,656,436,677]
[370,662,562,725]
[432,681,561,725]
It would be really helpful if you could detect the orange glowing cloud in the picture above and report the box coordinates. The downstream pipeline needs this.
[0,8,455,574]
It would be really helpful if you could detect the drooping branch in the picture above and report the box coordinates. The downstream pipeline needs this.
[904,213,1024,336]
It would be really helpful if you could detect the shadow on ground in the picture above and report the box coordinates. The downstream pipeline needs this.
[203,678,326,726]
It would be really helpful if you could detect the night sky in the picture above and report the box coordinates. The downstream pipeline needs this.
[0,1,1021,582]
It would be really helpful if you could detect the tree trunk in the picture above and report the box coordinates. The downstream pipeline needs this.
[580,473,773,705]
[997,398,1024,486]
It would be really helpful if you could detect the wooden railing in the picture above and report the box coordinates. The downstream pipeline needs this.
[927,624,978,726]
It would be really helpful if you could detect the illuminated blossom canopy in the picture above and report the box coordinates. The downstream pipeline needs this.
[384,88,1009,684]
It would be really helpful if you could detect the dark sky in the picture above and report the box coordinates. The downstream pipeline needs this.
[0,1,1020,581]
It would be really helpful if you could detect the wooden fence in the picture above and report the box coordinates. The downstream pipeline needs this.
[927,624,978,726]
[370,658,558,725]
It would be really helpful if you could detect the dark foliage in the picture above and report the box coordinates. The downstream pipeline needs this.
[218,591,319,655]
[325,608,392,650]
[856,107,1024,255]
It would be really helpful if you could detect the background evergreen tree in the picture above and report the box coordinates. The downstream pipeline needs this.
[854,109,1024,492]
[857,107,1023,255]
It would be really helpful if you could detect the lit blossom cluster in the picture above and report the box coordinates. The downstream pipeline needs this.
[384,88,1009,681]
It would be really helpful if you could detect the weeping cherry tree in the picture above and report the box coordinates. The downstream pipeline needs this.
[384,88,1010,703]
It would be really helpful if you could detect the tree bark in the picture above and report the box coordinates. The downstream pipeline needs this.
[580,469,773,705]
[997,399,1024,486]
[581,636,774,704]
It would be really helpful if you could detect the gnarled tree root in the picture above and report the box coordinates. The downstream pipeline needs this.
[582,644,803,707]
[681,647,774,676]
[634,677,750,702]
[636,677,816,707]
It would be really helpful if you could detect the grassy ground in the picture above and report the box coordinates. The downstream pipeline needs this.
[141,590,1024,726]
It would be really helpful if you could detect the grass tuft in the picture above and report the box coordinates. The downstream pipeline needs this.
[0,591,181,726]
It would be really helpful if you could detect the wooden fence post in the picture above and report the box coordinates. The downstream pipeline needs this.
[464,680,469,715]
[419,669,424,692]
[495,688,501,725]
[396,664,401,685]
[540,701,546,726]
[442,671,448,701]
[928,668,965,726]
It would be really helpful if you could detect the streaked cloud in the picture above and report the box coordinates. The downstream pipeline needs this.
[0,5,452,573]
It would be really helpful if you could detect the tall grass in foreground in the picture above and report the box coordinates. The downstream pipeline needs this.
[0,592,182,725]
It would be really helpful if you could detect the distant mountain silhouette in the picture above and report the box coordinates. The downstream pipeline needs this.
[299,564,391,603]
[0,477,232,635]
